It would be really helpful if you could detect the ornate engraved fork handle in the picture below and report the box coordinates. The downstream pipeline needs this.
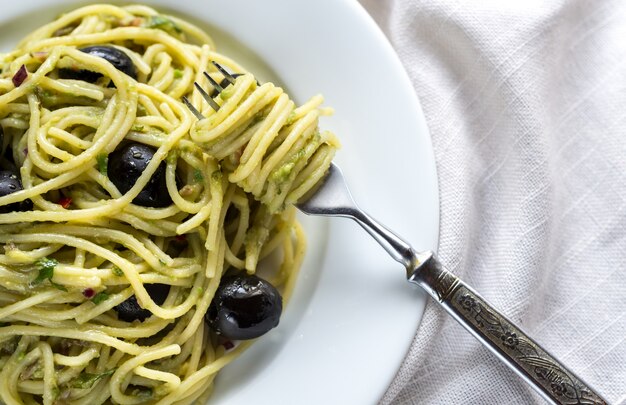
[408,252,607,405]
[295,164,607,403]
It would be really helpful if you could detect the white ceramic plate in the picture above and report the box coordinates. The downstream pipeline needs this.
[0,1,440,403]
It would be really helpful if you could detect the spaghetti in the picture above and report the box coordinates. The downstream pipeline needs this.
[0,4,339,404]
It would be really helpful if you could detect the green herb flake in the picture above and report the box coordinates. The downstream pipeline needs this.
[144,15,182,35]
[92,292,109,305]
[70,368,116,389]
[112,266,124,277]
[173,69,183,79]
[193,169,204,183]
[33,257,59,285]
[51,282,68,292]
[131,124,144,132]
[219,86,234,100]
[271,162,295,183]
[96,153,108,176]
[166,150,178,165]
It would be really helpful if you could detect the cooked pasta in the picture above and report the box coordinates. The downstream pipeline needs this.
[0,4,339,404]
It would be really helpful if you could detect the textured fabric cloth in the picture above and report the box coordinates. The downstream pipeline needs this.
[356,1,626,404]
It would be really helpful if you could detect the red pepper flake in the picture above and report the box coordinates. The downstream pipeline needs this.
[12,65,28,87]
[222,340,234,350]
[173,234,188,248]
[59,197,72,208]
[82,288,95,298]
[58,197,72,209]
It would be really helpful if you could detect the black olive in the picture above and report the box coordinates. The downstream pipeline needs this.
[0,170,33,213]
[205,274,282,340]
[3,147,14,164]
[0,126,16,165]
[107,142,172,208]
[59,45,137,82]
[114,283,170,322]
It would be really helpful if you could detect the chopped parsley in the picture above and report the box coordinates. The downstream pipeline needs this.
[112,266,124,277]
[144,15,182,35]
[271,135,321,184]
[271,162,295,183]
[166,150,178,165]
[96,153,108,176]
[70,369,116,389]
[173,69,183,79]
[32,257,58,284]
[32,257,67,291]
[193,169,204,183]
[92,292,110,305]
[51,283,68,292]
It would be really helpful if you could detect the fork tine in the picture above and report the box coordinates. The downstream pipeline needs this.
[203,71,223,94]
[194,82,220,112]
[182,96,204,120]
[212,61,235,85]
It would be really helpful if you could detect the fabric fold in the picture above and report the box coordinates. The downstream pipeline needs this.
[357,0,626,403]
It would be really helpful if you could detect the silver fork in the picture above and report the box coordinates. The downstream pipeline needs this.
[185,64,608,405]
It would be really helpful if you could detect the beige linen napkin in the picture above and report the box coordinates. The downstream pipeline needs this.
[357,0,626,403]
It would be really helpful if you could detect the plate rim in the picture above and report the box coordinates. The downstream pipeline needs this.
[0,0,440,403]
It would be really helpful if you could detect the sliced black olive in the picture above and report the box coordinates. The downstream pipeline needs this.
[0,125,15,165]
[59,45,137,82]
[0,170,33,213]
[205,274,282,340]
[107,142,172,208]
[80,46,137,79]
[58,66,101,83]
[114,283,170,322]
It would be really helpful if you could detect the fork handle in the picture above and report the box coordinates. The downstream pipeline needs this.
[407,252,607,405]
